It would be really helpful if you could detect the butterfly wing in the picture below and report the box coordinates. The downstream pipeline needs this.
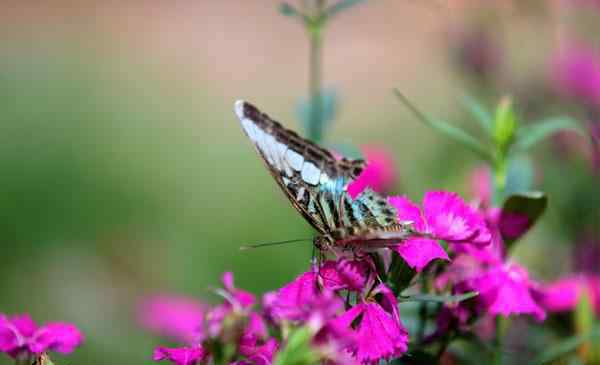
[235,100,365,234]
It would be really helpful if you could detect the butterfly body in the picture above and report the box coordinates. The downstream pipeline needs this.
[234,100,413,250]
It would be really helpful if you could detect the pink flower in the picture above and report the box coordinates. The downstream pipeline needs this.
[471,262,546,321]
[0,314,83,359]
[238,336,278,365]
[153,345,208,365]
[469,166,492,207]
[551,41,600,107]
[538,276,584,312]
[138,295,205,344]
[390,191,491,245]
[206,272,256,338]
[538,275,600,315]
[333,285,408,364]
[264,271,320,322]
[347,146,397,199]
[319,258,372,292]
[388,191,491,271]
[394,237,450,272]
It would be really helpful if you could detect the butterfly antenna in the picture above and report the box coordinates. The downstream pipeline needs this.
[240,238,312,250]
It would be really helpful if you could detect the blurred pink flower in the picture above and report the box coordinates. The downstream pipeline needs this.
[238,335,278,365]
[153,345,208,365]
[471,262,546,321]
[538,275,600,315]
[538,276,584,312]
[0,314,83,359]
[333,285,408,364]
[138,295,205,344]
[347,146,397,199]
[206,272,256,338]
[469,166,492,207]
[551,41,600,107]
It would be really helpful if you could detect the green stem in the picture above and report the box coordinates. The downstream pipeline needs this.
[493,316,509,365]
[493,154,507,205]
[306,1,325,143]
[416,273,430,343]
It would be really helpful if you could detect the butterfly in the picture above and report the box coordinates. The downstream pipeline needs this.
[234,100,415,251]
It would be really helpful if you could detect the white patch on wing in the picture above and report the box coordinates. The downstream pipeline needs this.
[274,142,292,176]
[285,149,304,171]
[301,162,320,185]
[241,118,256,140]
[264,134,280,170]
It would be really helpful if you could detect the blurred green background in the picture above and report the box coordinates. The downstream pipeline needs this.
[0,1,597,364]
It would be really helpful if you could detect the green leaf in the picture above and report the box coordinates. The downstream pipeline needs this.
[512,116,585,154]
[388,251,417,296]
[500,191,547,247]
[325,0,368,18]
[273,327,320,365]
[531,326,600,365]
[394,89,491,161]
[461,94,493,133]
[399,291,479,304]
[504,156,534,197]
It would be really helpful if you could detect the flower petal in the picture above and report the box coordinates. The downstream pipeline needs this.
[138,295,205,344]
[538,276,584,313]
[30,323,83,354]
[394,238,449,272]
[347,146,397,199]
[423,191,490,245]
[0,314,22,356]
[388,196,426,231]
[267,272,319,322]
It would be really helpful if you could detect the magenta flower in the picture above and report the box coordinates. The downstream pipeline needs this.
[206,272,256,338]
[333,285,408,364]
[138,295,205,344]
[471,262,546,321]
[238,336,278,365]
[319,258,372,292]
[153,345,208,365]
[347,146,397,199]
[538,276,584,313]
[551,41,600,107]
[538,275,600,315]
[264,271,319,322]
[0,314,83,359]
[390,191,491,245]
[388,191,492,271]
[469,166,492,207]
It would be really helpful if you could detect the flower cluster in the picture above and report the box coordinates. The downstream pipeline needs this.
[142,153,556,364]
